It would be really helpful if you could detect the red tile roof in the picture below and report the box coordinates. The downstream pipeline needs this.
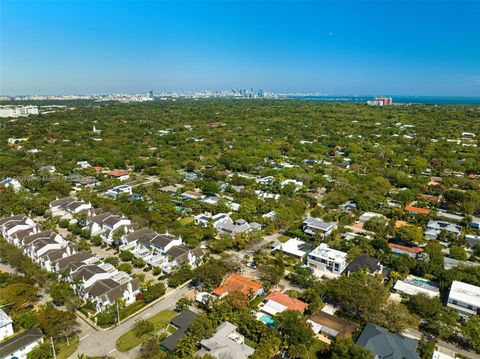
[212,274,263,297]
[404,205,431,215]
[419,194,440,202]
[388,243,423,254]
[107,170,129,177]
[265,291,308,312]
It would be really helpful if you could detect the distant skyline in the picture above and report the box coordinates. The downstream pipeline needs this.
[1,1,479,97]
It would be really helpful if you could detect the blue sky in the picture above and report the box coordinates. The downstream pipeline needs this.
[1,1,479,96]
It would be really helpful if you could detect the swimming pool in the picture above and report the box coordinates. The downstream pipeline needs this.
[259,314,275,327]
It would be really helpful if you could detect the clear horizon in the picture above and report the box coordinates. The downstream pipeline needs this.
[1,1,479,97]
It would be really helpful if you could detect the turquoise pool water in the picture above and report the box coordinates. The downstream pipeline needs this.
[414,278,431,285]
[259,314,275,327]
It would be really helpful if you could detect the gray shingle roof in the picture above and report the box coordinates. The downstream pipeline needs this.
[347,254,382,274]
[356,323,419,359]
[0,328,43,358]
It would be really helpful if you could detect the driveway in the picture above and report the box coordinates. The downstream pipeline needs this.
[70,285,191,358]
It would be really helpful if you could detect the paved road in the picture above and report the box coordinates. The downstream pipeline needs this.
[71,285,190,359]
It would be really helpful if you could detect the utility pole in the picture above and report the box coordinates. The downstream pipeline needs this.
[116,300,120,326]
[50,336,57,359]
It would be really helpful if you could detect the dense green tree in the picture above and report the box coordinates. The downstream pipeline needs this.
[330,338,374,359]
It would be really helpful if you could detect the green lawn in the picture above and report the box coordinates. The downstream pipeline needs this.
[278,235,291,243]
[116,310,177,352]
[244,337,258,349]
[56,334,79,359]
[178,216,194,225]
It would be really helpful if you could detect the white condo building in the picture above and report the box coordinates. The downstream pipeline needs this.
[307,243,348,278]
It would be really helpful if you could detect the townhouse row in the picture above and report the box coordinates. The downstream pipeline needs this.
[0,214,140,312]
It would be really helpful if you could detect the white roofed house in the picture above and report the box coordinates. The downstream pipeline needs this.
[0,215,37,241]
[194,212,230,229]
[280,179,303,191]
[197,321,255,359]
[303,217,337,239]
[0,178,22,192]
[447,280,480,317]
[105,184,133,199]
[307,243,348,279]
[272,237,312,260]
[424,220,462,241]
[49,197,93,219]
[393,275,440,298]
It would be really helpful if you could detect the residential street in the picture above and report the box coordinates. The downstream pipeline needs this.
[70,285,191,358]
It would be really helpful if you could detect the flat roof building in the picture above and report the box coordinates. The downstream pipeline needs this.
[447,280,480,317]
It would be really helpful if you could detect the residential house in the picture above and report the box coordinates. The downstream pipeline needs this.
[447,281,480,317]
[255,190,280,201]
[307,243,348,278]
[163,245,204,273]
[69,264,114,295]
[353,212,387,231]
[216,218,261,236]
[0,310,13,341]
[404,205,432,215]
[38,165,56,173]
[181,191,204,200]
[271,237,312,260]
[85,277,141,312]
[159,184,184,194]
[212,274,264,299]
[257,291,308,321]
[197,321,255,359]
[37,243,77,272]
[86,212,133,245]
[339,201,357,212]
[0,328,44,359]
[346,254,384,276]
[356,323,419,359]
[443,257,480,270]
[147,233,183,255]
[161,310,198,352]
[0,178,21,192]
[76,161,91,169]
[49,197,93,219]
[202,196,221,205]
[393,275,440,298]
[55,251,97,275]
[69,174,99,188]
[105,185,132,199]
[106,170,130,181]
[280,179,303,191]
[0,215,36,240]
[425,220,462,241]
[307,311,359,344]
[302,217,337,238]
[194,212,230,229]
[388,243,424,259]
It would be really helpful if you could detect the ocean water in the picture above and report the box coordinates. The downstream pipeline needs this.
[286,95,480,105]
